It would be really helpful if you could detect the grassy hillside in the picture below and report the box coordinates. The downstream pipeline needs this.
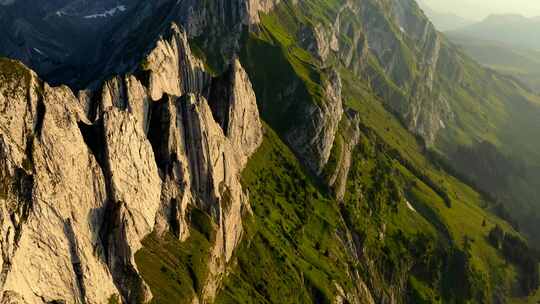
[133,0,540,302]
[215,112,529,303]
[216,2,538,301]
[430,38,540,247]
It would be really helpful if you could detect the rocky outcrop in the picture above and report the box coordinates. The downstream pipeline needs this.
[208,59,264,166]
[179,93,255,301]
[0,62,121,303]
[101,107,162,303]
[0,19,262,303]
[406,92,454,145]
[299,23,340,62]
[286,69,344,175]
[353,0,449,144]
[294,0,449,145]
[245,0,282,24]
[142,24,209,101]
[326,111,362,201]
[175,57,263,300]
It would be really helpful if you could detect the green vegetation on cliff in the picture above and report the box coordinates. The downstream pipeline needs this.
[136,0,540,303]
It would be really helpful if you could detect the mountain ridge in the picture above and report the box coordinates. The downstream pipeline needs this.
[447,13,540,50]
[417,0,474,31]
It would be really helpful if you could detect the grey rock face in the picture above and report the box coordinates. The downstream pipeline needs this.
[326,111,362,201]
[299,23,340,62]
[297,0,449,146]
[286,69,344,175]
[357,0,449,144]
[0,19,262,304]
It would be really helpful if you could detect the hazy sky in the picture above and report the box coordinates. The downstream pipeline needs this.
[423,0,540,20]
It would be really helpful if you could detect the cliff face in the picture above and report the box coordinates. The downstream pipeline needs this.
[334,0,447,145]
[0,22,262,303]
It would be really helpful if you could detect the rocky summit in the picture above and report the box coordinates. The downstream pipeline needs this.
[0,0,539,303]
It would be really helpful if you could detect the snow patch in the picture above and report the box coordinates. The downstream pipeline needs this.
[33,48,45,56]
[84,5,126,19]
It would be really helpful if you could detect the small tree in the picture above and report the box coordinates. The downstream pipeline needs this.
[488,225,504,249]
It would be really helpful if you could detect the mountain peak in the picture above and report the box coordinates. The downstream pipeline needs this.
[484,13,528,23]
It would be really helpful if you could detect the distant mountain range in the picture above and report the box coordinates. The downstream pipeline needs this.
[417,1,474,31]
[448,14,540,50]
[447,33,540,93]
[443,13,540,93]
[0,0,139,87]
[418,3,540,92]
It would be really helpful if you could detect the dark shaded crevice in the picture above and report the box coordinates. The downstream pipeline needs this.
[0,133,34,286]
[77,120,107,174]
[86,89,102,123]
[169,198,180,237]
[146,96,169,173]
[208,67,233,135]
[85,118,117,270]
[11,168,33,243]
[133,68,151,90]
[0,168,33,287]
[79,117,146,303]
[186,264,199,293]
[63,219,87,304]
[98,199,118,271]
[121,77,130,112]
[178,96,219,216]
[35,89,46,139]
[306,277,331,304]
[99,200,148,304]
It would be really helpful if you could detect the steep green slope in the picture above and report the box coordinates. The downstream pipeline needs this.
[215,118,530,303]
[432,41,540,246]
[131,0,540,302]
[215,1,538,301]
[288,0,540,251]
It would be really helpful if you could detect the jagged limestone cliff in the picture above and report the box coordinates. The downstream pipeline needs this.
[0,22,263,303]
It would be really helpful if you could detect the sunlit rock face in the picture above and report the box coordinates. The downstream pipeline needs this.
[0,15,263,302]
